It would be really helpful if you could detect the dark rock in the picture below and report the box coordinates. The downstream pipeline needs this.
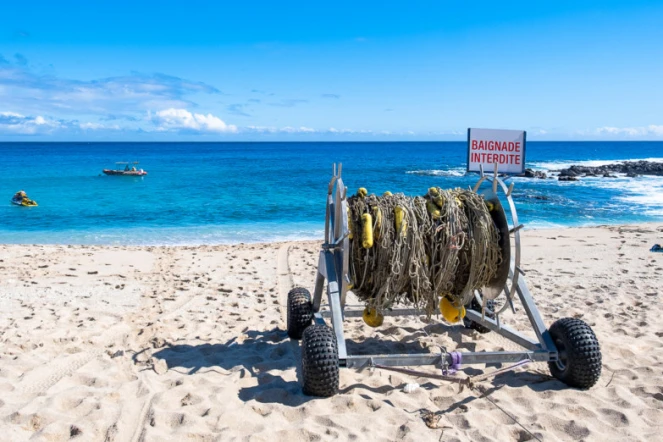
[523,168,548,179]
[557,161,663,178]
[626,172,639,178]
[558,176,579,182]
[559,169,579,177]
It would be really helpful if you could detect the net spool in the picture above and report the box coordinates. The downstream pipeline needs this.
[347,187,506,321]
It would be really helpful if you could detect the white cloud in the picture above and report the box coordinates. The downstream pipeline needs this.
[79,122,120,131]
[0,111,61,134]
[0,59,221,118]
[279,126,315,133]
[594,125,663,137]
[327,127,363,134]
[648,125,663,135]
[245,125,319,134]
[1,111,23,118]
[151,108,237,133]
[247,126,373,135]
[245,125,277,133]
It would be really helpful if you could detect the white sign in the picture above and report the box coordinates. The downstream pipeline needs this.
[467,128,526,174]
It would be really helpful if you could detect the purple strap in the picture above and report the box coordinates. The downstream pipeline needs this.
[443,351,462,375]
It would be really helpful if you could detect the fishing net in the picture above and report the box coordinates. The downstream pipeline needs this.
[348,187,502,318]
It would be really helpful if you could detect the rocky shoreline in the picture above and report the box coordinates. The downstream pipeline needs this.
[521,160,663,181]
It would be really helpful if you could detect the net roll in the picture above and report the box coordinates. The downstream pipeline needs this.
[347,187,502,319]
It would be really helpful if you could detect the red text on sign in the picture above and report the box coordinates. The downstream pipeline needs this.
[471,140,521,152]
[470,152,521,165]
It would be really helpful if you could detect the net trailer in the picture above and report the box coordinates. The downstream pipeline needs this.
[286,163,602,397]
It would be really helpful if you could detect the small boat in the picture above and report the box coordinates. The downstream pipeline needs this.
[103,162,148,176]
[11,190,38,207]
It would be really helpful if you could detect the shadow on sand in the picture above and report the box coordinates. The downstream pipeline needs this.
[150,325,566,407]
[151,328,315,406]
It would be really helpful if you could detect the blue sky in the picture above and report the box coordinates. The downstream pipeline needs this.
[1,1,662,141]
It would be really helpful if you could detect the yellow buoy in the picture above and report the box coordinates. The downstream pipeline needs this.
[428,187,444,207]
[362,307,384,327]
[440,297,466,323]
[357,187,368,198]
[394,206,407,238]
[485,201,495,212]
[361,213,373,248]
[426,200,441,220]
[383,191,392,196]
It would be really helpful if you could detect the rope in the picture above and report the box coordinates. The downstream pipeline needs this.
[348,187,501,318]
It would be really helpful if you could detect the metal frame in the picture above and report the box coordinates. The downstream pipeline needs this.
[310,163,557,374]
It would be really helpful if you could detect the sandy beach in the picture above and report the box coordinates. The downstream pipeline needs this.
[0,223,662,441]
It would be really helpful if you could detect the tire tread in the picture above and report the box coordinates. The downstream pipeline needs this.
[548,317,602,389]
[287,287,313,340]
[301,325,339,397]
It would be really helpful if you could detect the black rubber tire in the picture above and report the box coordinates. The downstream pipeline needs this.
[463,298,495,334]
[286,287,313,340]
[548,317,602,389]
[301,325,339,397]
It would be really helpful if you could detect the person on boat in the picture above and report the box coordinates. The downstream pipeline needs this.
[131,166,137,171]
[125,164,130,171]
[12,190,37,206]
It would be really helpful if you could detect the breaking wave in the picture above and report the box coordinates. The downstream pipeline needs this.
[405,168,466,177]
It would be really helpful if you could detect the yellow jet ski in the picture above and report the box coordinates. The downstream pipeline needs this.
[11,191,38,207]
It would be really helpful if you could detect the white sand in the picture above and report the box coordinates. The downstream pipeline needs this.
[0,224,662,441]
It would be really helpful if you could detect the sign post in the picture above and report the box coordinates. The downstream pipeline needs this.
[467,128,526,174]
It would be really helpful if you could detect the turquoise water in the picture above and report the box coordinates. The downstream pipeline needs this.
[1,142,662,245]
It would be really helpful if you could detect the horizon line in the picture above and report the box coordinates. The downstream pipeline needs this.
[1,140,663,143]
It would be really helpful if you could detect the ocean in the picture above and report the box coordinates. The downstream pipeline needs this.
[1,141,662,245]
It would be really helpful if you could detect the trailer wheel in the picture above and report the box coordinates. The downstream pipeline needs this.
[287,287,313,340]
[463,298,495,334]
[548,318,602,389]
[301,325,339,397]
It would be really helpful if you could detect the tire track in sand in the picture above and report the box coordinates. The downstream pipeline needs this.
[120,247,213,442]
[277,243,295,323]
[119,248,177,442]
[15,323,131,396]
[6,247,205,440]
[126,245,293,441]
